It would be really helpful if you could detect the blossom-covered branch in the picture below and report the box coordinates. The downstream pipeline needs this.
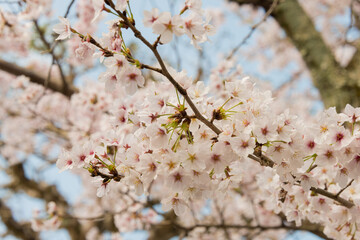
[104,0,222,135]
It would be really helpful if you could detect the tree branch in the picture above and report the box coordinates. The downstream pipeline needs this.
[230,0,360,110]
[0,59,77,97]
[0,199,39,240]
[170,220,333,240]
[310,187,355,208]
[33,20,69,94]
[5,163,86,239]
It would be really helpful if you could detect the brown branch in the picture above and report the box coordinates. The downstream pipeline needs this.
[90,165,123,182]
[5,163,86,239]
[231,0,360,110]
[310,187,355,209]
[127,58,163,74]
[0,199,40,240]
[0,59,77,97]
[167,220,333,240]
[64,0,75,18]
[152,35,161,48]
[78,34,163,74]
[248,153,274,167]
[61,208,128,222]
[33,20,69,94]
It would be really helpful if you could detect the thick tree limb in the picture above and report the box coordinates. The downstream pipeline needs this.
[150,213,332,240]
[0,199,39,240]
[0,59,77,97]
[5,163,86,240]
[346,41,360,80]
[230,0,360,110]
[148,211,181,240]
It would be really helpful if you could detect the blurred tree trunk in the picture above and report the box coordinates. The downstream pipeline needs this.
[230,0,360,110]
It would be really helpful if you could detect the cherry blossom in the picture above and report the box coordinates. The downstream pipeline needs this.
[152,12,185,44]
[53,16,72,41]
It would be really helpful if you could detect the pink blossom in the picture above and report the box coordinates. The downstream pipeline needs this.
[75,41,95,60]
[53,16,72,41]
[115,0,128,12]
[152,12,185,44]
[143,8,160,27]
[123,67,145,95]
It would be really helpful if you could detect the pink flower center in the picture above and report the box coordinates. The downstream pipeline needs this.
[149,163,157,172]
[243,119,250,127]
[340,168,348,175]
[211,154,221,163]
[149,113,158,123]
[352,114,357,123]
[185,20,193,30]
[128,73,137,81]
[158,99,164,107]
[335,133,344,142]
[261,127,268,135]
[324,150,333,159]
[119,116,126,123]
[307,141,315,149]
[117,60,123,67]
[274,145,283,152]
[173,172,183,182]
[151,17,158,23]
[171,197,179,205]
[165,21,173,31]
[157,128,166,136]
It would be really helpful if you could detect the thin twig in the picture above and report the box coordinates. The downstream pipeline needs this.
[152,35,161,48]
[61,209,127,222]
[64,0,75,18]
[226,0,279,60]
[336,179,354,197]
[0,59,76,96]
[33,20,69,94]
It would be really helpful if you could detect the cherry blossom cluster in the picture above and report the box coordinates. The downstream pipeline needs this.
[56,60,360,239]
[143,0,215,47]
[48,1,360,239]
[1,0,360,239]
